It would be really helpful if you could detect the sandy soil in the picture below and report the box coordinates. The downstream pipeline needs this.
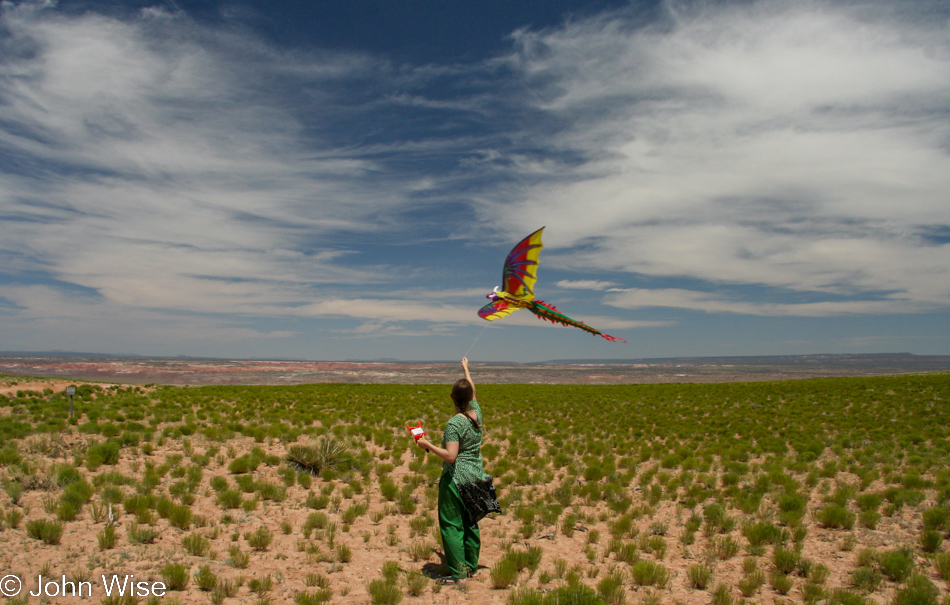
[0,377,947,605]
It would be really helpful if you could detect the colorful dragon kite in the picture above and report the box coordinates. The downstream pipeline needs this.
[478,227,626,342]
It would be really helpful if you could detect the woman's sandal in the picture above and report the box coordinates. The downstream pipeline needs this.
[436,576,463,585]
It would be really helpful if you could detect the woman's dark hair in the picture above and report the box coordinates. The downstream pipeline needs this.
[450,378,474,412]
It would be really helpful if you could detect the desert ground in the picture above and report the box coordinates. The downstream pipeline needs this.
[2,353,949,385]
[1,369,948,605]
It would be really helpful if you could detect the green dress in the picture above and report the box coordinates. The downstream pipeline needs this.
[441,400,487,485]
[438,399,486,578]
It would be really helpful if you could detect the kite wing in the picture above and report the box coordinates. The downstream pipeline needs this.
[478,299,520,321]
[501,227,544,300]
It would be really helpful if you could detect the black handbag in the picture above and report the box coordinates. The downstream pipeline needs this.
[458,476,502,524]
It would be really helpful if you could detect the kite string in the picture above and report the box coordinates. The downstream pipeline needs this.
[463,322,489,358]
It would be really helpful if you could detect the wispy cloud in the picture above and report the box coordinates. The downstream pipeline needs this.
[482,0,950,314]
[0,2,490,346]
[2,0,948,359]
[556,279,616,291]
[604,287,921,317]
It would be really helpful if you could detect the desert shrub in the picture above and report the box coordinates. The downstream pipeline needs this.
[856,493,882,512]
[232,473,254,493]
[335,543,352,563]
[737,568,765,597]
[711,535,740,559]
[228,545,250,569]
[890,574,940,605]
[711,583,733,605]
[809,562,831,585]
[686,564,712,589]
[182,533,210,556]
[61,479,94,507]
[778,492,807,525]
[614,540,640,564]
[815,503,856,529]
[491,556,520,589]
[306,493,330,509]
[256,480,287,502]
[507,586,544,605]
[828,587,872,605]
[405,572,428,597]
[295,588,333,605]
[630,560,669,587]
[878,548,915,582]
[703,503,730,532]
[162,564,190,591]
[851,566,883,593]
[742,520,787,546]
[933,552,950,582]
[245,526,273,551]
[26,518,63,544]
[802,581,827,605]
[773,547,800,574]
[98,525,118,550]
[769,569,794,595]
[367,579,401,605]
[228,453,260,474]
[194,565,217,591]
[645,535,667,559]
[5,507,23,528]
[859,509,881,529]
[217,489,242,509]
[168,503,193,530]
[919,528,942,553]
[542,584,606,605]
[127,521,159,544]
[86,440,121,468]
[407,540,432,562]
[248,575,274,596]
[56,500,80,521]
[921,506,949,530]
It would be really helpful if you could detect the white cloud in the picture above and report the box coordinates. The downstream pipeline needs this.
[604,287,922,317]
[0,2,427,335]
[485,0,950,314]
[555,279,616,290]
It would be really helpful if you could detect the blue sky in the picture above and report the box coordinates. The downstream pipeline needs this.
[1,0,949,362]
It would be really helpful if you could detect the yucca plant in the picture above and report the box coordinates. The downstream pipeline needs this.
[286,438,350,475]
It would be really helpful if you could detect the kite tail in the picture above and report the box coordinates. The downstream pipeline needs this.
[530,301,626,343]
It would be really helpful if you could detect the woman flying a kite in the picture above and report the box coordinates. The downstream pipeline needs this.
[478,227,626,343]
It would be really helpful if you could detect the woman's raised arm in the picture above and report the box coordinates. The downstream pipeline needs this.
[461,357,476,399]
